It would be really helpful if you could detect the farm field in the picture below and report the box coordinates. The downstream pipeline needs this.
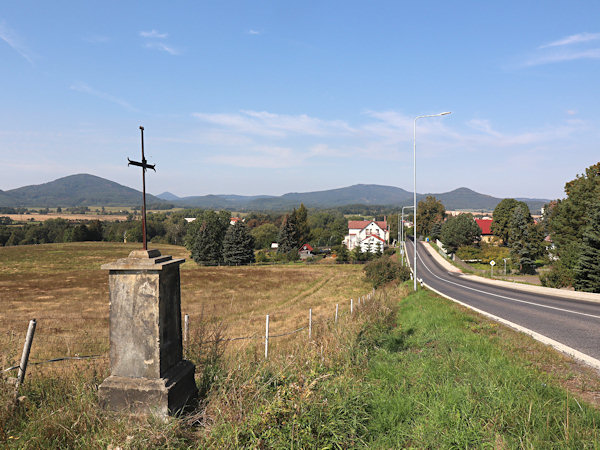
[1,213,129,223]
[0,242,371,368]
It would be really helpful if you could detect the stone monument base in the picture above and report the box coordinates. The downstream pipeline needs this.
[99,360,197,416]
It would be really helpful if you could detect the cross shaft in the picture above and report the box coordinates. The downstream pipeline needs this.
[128,126,156,250]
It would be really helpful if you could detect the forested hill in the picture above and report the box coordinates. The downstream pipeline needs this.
[0,174,162,207]
[1,175,548,212]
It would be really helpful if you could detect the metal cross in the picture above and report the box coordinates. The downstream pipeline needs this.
[128,126,156,251]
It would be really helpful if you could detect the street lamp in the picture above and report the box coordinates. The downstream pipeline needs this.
[401,205,414,266]
[413,111,451,291]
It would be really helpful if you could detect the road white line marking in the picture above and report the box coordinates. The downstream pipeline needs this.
[411,242,600,321]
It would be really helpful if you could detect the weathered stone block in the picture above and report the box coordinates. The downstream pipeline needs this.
[98,250,197,416]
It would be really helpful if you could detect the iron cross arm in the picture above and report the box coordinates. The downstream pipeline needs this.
[127,158,156,171]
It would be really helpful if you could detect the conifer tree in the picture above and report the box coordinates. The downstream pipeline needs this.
[574,204,600,292]
[277,214,299,254]
[509,205,537,274]
[186,210,230,265]
[223,221,255,265]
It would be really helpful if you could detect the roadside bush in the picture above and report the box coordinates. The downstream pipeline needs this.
[363,255,410,288]
[540,263,574,289]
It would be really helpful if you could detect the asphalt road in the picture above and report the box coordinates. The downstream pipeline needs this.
[405,238,600,364]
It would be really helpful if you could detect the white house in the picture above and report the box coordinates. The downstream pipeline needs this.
[343,219,389,253]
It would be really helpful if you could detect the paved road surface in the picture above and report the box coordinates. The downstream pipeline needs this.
[405,238,600,365]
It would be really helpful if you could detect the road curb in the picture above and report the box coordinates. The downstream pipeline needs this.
[422,242,600,304]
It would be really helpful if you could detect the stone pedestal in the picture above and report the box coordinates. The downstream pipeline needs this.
[98,249,197,416]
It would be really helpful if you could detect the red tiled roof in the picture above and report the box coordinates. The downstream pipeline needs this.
[475,218,493,235]
[360,234,386,243]
[299,243,314,251]
[348,220,388,231]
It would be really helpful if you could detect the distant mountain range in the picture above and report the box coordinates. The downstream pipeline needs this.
[0,174,550,212]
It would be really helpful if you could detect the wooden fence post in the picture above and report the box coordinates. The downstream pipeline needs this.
[265,314,270,360]
[15,319,36,396]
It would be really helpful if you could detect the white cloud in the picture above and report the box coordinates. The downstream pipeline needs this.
[248,29,261,35]
[193,110,354,137]
[566,109,577,116]
[540,32,600,48]
[144,42,181,55]
[0,21,34,64]
[140,30,168,39]
[70,82,139,112]
[524,48,600,66]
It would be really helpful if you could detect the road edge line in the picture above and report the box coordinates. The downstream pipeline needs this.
[422,281,600,373]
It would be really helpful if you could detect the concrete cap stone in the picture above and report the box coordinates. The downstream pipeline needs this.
[101,248,185,270]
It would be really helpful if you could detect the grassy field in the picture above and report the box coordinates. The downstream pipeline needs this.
[2,242,600,447]
[0,241,371,371]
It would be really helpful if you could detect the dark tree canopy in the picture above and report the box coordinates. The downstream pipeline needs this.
[508,205,538,274]
[491,198,531,244]
[277,213,299,254]
[574,203,600,293]
[547,162,600,272]
[440,213,481,254]
[416,196,446,238]
[186,210,231,265]
[223,221,255,265]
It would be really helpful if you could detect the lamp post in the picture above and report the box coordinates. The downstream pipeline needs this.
[413,112,451,291]
[401,205,414,266]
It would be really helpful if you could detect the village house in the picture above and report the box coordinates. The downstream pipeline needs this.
[474,217,495,243]
[298,243,314,259]
[343,219,389,253]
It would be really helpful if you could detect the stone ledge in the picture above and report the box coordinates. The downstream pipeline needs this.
[98,360,198,417]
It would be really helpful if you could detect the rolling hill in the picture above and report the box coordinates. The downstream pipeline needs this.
[0,174,549,212]
[0,174,163,207]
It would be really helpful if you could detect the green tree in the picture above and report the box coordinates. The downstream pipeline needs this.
[295,203,310,245]
[186,210,231,265]
[508,205,538,274]
[573,204,600,292]
[416,196,446,238]
[547,162,600,273]
[335,244,349,263]
[277,214,299,254]
[223,222,255,265]
[250,223,279,250]
[491,198,531,245]
[440,213,481,254]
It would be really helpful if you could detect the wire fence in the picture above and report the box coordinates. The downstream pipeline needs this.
[2,288,376,375]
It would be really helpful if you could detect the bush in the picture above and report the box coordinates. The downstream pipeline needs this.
[363,255,411,288]
[540,263,574,289]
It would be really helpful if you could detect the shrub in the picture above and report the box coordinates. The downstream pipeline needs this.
[363,255,411,288]
[540,263,574,289]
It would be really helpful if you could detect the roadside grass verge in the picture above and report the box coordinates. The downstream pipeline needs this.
[365,288,600,448]
[1,283,402,448]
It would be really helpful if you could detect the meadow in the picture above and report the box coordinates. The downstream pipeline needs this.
[2,242,600,448]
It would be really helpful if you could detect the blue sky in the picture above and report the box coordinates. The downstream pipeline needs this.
[1,1,599,200]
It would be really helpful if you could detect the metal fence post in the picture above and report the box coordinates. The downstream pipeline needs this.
[335,304,338,323]
[309,308,312,340]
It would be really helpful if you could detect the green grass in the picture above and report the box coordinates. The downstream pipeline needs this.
[364,289,600,448]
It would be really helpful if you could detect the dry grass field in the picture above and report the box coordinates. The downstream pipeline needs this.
[2,213,128,223]
[0,242,371,372]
